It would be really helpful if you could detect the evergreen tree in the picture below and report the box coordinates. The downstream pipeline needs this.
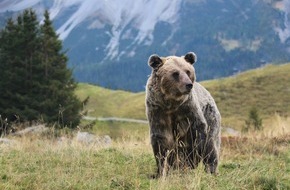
[0,16,31,120]
[0,9,81,128]
[0,19,15,118]
[244,106,263,132]
[39,10,81,127]
[19,9,42,120]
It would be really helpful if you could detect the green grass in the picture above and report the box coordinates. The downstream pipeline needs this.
[1,129,290,189]
[202,63,290,129]
[76,63,290,130]
[76,83,146,119]
[88,120,148,140]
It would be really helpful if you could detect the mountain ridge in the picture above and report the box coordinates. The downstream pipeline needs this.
[1,0,290,91]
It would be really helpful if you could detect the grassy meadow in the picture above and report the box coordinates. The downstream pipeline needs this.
[0,118,290,190]
[1,63,290,189]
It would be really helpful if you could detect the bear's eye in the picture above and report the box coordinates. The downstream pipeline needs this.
[186,70,191,76]
[172,71,179,79]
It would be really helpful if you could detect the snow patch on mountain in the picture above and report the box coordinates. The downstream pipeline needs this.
[56,0,182,59]
[0,0,40,12]
[100,0,181,59]
[0,0,182,59]
[273,0,290,43]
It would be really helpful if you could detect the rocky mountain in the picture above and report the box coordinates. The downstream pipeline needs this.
[1,0,290,91]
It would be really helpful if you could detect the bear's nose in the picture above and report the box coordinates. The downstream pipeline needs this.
[186,83,193,90]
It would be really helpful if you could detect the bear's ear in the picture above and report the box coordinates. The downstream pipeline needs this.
[148,54,163,69]
[184,52,197,65]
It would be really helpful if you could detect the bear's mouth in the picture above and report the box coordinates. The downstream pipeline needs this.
[182,89,192,95]
[177,89,191,96]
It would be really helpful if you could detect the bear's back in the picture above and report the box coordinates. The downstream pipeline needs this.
[192,83,218,111]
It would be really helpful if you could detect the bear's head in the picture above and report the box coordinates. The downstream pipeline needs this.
[148,52,197,100]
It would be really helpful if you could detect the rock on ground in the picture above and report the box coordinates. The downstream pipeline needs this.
[0,138,16,145]
[13,125,48,136]
[76,131,112,146]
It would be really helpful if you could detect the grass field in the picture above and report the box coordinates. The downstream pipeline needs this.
[0,117,290,189]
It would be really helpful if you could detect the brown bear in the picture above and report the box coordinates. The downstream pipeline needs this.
[145,52,221,177]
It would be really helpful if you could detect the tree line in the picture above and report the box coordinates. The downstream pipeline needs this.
[0,9,82,131]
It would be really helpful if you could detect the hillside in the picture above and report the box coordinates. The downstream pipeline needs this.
[76,63,290,130]
[1,0,290,91]
[76,83,145,120]
[203,63,290,128]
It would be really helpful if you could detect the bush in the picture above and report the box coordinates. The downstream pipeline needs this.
[244,106,263,132]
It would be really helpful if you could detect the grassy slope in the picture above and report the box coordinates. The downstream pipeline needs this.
[75,84,148,139]
[76,63,290,129]
[0,124,290,189]
[203,63,290,127]
[76,83,146,119]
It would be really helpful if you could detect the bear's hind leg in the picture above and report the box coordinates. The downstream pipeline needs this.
[202,138,219,174]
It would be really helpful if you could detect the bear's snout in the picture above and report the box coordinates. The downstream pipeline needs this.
[180,74,193,94]
[186,83,193,91]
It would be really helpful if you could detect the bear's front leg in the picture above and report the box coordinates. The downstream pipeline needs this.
[151,131,175,178]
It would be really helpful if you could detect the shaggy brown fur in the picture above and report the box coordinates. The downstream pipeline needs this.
[146,52,221,177]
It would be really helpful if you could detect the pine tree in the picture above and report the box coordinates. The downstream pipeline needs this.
[0,9,81,128]
[19,9,42,120]
[39,10,81,127]
[0,18,16,119]
[0,10,42,121]
[244,106,263,132]
[0,16,33,121]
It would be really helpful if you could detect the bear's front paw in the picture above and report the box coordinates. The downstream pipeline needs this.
[205,164,218,175]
